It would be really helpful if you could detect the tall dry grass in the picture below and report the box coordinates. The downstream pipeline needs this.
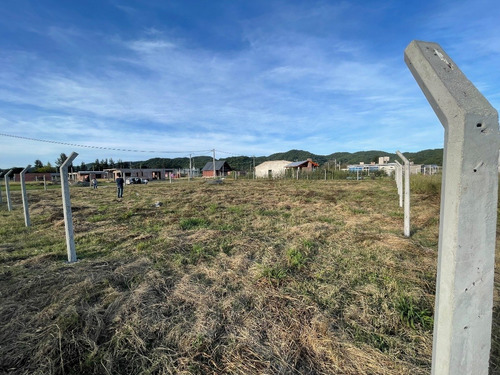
[0,178,497,374]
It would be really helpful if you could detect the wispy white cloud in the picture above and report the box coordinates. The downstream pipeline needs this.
[0,0,498,168]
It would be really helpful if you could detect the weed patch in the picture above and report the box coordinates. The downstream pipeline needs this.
[179,217,210,230]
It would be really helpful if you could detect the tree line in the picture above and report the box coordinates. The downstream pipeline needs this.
[31,154,132,173]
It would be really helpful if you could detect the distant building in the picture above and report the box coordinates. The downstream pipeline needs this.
[70,170,110,182]
[379,156,390,165]
[12,172,56,182]
[285,158,319,172]
[348,159,425,176]
[255,160,291,178]
[202,161,233,178]
[104,168,173,180]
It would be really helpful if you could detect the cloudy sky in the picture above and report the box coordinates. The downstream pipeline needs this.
[1,0,499,168]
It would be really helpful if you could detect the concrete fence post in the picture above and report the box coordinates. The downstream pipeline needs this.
[20,165,31,227]
[395,160,403,208]
[60,152,79,263]
[4,169,13,211]
[405,40,499,375]
[396,151,410,237]
[43,175,47,191]
[0,174,3,204]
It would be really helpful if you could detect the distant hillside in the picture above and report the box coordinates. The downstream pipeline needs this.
[220,149,443,171]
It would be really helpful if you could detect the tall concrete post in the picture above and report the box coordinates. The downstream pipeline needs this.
[396,151,410,237]
[405,40,499,375]
[0,174,3,204]
[20,165,31,227]
[395,160,403,207]
[4,169,13,211]
[60,152,79,263]
[212,149,216,179]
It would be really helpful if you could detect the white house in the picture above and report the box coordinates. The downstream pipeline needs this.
[255,160,292,178]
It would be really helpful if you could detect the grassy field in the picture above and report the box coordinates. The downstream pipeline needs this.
[0,176,498,374]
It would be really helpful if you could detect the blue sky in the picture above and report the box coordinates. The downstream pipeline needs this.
[1,0,499,168]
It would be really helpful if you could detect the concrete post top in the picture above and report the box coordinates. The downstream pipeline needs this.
[60,152,79,170]
[5,169,13,177]
[404,40,498,129]
[396,150,409,164]
[20,165,31,175]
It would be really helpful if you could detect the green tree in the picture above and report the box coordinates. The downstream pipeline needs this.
[55,153,68,168]
[34,160,44,171]
[38,161,55,173]
[101,158,109,169]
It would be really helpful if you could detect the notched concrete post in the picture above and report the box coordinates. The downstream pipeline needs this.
[395,160,403,208]
[405,40,499,375]
[396,151,410,237]
[20,165,31,227]
[60,152,79,263]
[4,169,13,211]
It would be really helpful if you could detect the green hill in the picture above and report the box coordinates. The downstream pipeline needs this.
[136,148,443,172]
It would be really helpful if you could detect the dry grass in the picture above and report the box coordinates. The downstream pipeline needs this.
[0,177,497,374]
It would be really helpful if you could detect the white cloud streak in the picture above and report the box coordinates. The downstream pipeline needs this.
[0,0,498,167]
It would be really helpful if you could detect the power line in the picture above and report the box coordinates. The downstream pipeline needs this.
[217,149,244,156]
[0,132,212,155]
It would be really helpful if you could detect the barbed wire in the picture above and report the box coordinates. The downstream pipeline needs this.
[0,132,212,155]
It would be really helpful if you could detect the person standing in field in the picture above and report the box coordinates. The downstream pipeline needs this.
[116,173,124,198]
[91,177,98,189]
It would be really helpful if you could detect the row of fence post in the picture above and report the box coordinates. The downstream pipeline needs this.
[1,152,79,264]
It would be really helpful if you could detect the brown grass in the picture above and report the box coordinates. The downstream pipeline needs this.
[0,178,497,374]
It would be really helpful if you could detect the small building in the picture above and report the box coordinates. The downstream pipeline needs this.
[202,161,233,178]
[71,171,110,182]
[255,160,291,178]
[104,168,173,180]
[285,158,319,172]
[12,172,55,182]
[379,156,390,165]
[348,160,424,176]
[378,163,397,176]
